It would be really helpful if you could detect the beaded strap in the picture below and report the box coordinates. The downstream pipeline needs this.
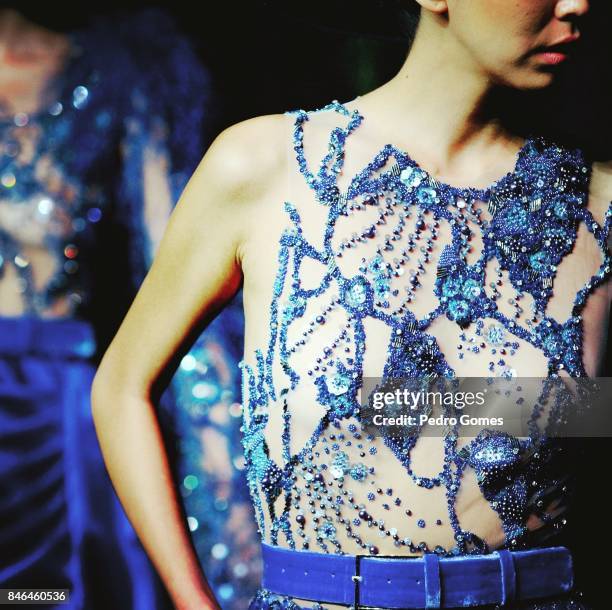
[287,100,363,207]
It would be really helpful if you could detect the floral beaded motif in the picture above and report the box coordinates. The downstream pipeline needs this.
[239,100,612,565]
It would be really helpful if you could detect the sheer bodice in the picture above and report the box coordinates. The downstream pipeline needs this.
[238,98,612,585]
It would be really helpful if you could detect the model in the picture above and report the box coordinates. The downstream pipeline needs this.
[91,1,611,608]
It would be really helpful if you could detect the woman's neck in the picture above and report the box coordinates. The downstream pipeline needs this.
[360,15,527,177]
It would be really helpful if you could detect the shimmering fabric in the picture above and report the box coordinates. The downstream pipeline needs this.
[239,100,612,608]
[0,9,210,310]
[168,288,262,609]
[0,316,156,610]
[0,8,247,609]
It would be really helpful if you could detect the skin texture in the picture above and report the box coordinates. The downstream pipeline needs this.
[90,1,611,609]
[443,0,588,90]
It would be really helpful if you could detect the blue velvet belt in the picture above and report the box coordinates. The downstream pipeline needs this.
[261,542,574,608]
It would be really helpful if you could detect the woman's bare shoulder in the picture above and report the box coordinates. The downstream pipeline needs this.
[177,113,293,268]
[592,159,612,184]
[189,104,346,217]
[202,113,290,203]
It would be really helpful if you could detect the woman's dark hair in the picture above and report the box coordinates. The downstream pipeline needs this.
[260,0,420,43]
[397,0,421,46]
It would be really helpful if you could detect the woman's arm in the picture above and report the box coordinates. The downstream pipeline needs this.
[91,114,286,610]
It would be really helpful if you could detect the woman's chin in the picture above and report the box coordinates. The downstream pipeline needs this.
[512,70,557,91]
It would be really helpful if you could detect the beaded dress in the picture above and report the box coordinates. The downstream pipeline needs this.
[0,9,260,610]
[240,100,612,609]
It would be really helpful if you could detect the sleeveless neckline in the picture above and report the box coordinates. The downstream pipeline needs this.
[340,97,535,200]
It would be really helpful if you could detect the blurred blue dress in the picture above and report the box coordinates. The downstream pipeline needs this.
[167,288,262,610]
[0,8,254,609]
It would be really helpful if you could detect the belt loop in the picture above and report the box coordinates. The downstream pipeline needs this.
[351,554,361,610]
[424,553,441,608]
[498,549,517,605]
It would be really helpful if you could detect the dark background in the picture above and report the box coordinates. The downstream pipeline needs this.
[15,0,612,154]
[9,1,612,607]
